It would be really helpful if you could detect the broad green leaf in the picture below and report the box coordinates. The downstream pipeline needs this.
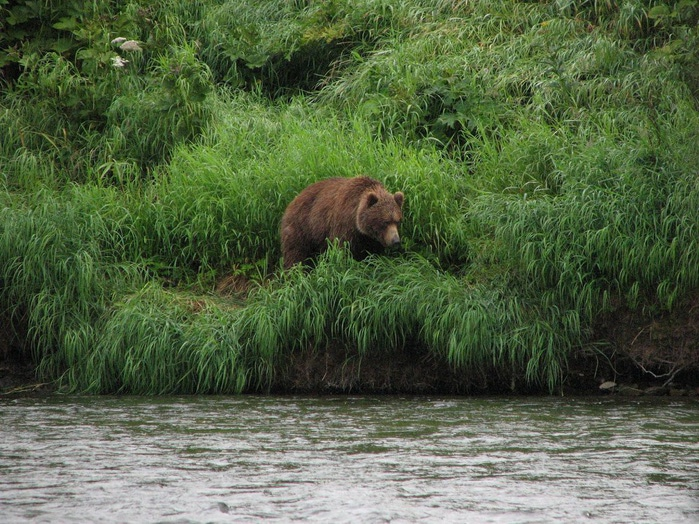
[647,5,671,18]
[53,17,79,31]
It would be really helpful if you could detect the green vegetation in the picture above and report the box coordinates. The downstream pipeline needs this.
[1,0,698,394]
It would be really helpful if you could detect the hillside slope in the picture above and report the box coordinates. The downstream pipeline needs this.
[1,1,698,395]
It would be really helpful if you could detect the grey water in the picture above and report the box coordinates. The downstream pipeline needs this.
[1,396,697,523]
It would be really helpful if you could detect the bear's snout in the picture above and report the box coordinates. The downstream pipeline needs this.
[383,225,401,248]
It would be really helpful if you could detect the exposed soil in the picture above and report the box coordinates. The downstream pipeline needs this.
[0,323,54,397]
[588,297,699,396]
[272,342,476,395]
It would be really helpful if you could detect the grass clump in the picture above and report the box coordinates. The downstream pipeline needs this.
[83,284,250,394]
[136,91,471,274]
[0,188,142,383]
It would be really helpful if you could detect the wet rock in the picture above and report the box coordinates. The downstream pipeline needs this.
[669,387,688,397]
[617,384,644,396]
[644,386,669,396]
[599,381,617,391]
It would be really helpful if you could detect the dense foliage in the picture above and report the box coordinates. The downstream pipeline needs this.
[1,0,698,393]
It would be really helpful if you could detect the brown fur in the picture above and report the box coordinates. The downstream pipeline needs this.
[281,176,404,269]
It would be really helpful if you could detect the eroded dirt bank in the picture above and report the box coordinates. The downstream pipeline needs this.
[2,306,698,397]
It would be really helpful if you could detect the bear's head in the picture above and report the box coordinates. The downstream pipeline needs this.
[356,189,404,247]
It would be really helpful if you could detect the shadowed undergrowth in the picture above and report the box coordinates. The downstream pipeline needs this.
[1,0,698,393]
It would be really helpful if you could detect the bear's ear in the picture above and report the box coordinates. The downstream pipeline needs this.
[365,192,379,207]
[394,192,404,207]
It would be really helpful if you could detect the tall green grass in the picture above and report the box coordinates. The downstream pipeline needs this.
[135,91,471,272]
[260,250,577,391]
[45,250,576,394]
[1,0,698,393]
[0,1,214,187]
[0,188,140,382]
[189,0,467,93]
[0,90,476,392]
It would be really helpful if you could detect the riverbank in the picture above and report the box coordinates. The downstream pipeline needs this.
[2,1,698,396]
[3,310,698,398]
[1,261,698,398]
[2,356,698,398]
[274,342,699,397]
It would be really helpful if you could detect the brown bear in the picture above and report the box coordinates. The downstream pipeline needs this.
[280,176,404,269]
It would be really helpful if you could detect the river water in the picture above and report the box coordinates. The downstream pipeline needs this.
[1,395,697,523]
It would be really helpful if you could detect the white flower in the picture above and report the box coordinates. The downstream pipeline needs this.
[111,56,129,68]
[111,37,127,46]
[119,40,143,52]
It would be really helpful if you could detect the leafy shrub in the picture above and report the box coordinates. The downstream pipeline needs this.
[0,1,214,184]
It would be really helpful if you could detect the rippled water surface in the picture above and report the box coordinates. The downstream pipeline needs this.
[1,395,698,523]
